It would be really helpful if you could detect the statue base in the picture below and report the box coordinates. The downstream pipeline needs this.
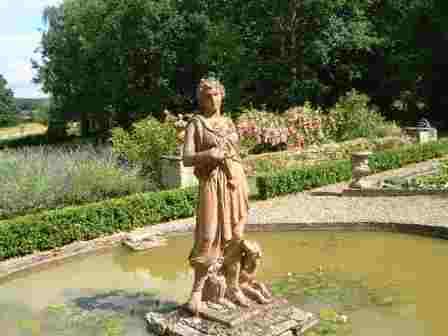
[146,298,318,336]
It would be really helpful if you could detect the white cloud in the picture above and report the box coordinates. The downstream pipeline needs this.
[0,0,62,11]
[0,0,62,97]
[0,32,45,97]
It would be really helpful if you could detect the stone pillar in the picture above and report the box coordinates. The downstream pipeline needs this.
[160,155,198,190]
[403,127,438,144]
[349,151,372,189]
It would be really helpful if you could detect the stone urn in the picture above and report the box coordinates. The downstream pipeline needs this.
[349,151,372,189]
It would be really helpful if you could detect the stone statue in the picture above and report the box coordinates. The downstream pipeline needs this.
[183,78,261,315]
[146,85,319,331]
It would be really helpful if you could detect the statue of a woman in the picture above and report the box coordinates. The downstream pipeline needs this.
[183,78,251,315]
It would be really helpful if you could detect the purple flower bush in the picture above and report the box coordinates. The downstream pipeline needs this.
[0,145,153,219]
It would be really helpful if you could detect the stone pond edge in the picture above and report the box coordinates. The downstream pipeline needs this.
[2,220,448,282]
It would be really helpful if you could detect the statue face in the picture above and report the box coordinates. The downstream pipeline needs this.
[199,83,223,116]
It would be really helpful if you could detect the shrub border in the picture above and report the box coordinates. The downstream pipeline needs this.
[2,140,448,261]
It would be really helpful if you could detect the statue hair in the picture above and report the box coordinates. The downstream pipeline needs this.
[196,77,226,102]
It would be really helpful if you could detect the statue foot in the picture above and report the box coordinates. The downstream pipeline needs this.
[241,285,272,305]
[227,288,251,308]
[256,294,272,304]
[186,291,206,316]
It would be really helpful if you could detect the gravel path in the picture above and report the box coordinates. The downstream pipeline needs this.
[158,189,448,231]
[154,159,448,232]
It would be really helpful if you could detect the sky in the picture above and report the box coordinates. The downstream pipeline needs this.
[0,0,62,98]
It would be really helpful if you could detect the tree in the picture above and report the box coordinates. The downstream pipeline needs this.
[34,0,448,129]
[36,0,195,132]
[0,75,17,127]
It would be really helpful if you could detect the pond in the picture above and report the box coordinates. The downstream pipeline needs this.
[1,231,447,336]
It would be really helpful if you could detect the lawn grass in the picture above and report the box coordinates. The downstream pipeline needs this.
[0,122,47,140]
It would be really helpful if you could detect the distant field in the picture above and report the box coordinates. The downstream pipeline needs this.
[0,123,47,140]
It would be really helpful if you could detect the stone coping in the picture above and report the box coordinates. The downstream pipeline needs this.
[161,155,183,161]
[403,127,436,131]
[342,188,448,197]
[2,221,448,282]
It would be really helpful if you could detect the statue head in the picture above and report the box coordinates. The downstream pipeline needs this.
[197,78,225,117]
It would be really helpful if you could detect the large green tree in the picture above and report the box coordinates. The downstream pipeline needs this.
[35,0,448,129]
[36,0,200,133]
[0,75,17,127]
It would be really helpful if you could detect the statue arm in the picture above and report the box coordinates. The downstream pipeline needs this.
[183,120,224,167]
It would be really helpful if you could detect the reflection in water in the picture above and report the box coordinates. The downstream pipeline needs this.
[0,231,447,335]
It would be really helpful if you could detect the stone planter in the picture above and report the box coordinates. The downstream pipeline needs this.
[160,155,198,190]
[403,127,438,144]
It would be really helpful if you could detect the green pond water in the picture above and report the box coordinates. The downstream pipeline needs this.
[1,231,448,336]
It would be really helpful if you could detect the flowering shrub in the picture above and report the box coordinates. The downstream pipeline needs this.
[284,103,326,148]
[236,107,289,154]
[0,145,151,219]
[236,104,328,154]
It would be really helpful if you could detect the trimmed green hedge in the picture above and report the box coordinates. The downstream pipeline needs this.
[369,140,448,172]
[256,140,448,200]
[256,160,352,200]
[0,188,197,261]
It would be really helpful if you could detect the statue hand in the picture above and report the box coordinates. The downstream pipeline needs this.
[208,147,225,162]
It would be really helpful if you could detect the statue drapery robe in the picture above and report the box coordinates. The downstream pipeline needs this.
[184,115,249,269]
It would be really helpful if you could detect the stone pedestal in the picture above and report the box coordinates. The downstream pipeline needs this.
[349,151,372,189]
[146,299,318,336]
[404,127,438,144]
[160,155,198,190]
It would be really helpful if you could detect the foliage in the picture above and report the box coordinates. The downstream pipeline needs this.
[0,74,18,127]
[0,187,197,260]
[0,145,153,220]
[271,268,414,335]
[32,0,448,129]
[35,0,199,129]
[383,158,448,191]
[33,0,398,128]
[324,90,394,141]
[31,101,50,125]
[256,160,352,200]
[15,98,49,113]
[414,159,448,190]
[257,140,448,199]
[368,140,448,172]
[111,116,178,181]
[14,289,176,336]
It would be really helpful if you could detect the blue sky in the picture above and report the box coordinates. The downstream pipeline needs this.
[0,0,62,98]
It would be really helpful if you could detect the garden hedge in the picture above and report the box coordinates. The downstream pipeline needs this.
[2,140,448,261]
[0,188,197,261]
[256,140,448,200]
